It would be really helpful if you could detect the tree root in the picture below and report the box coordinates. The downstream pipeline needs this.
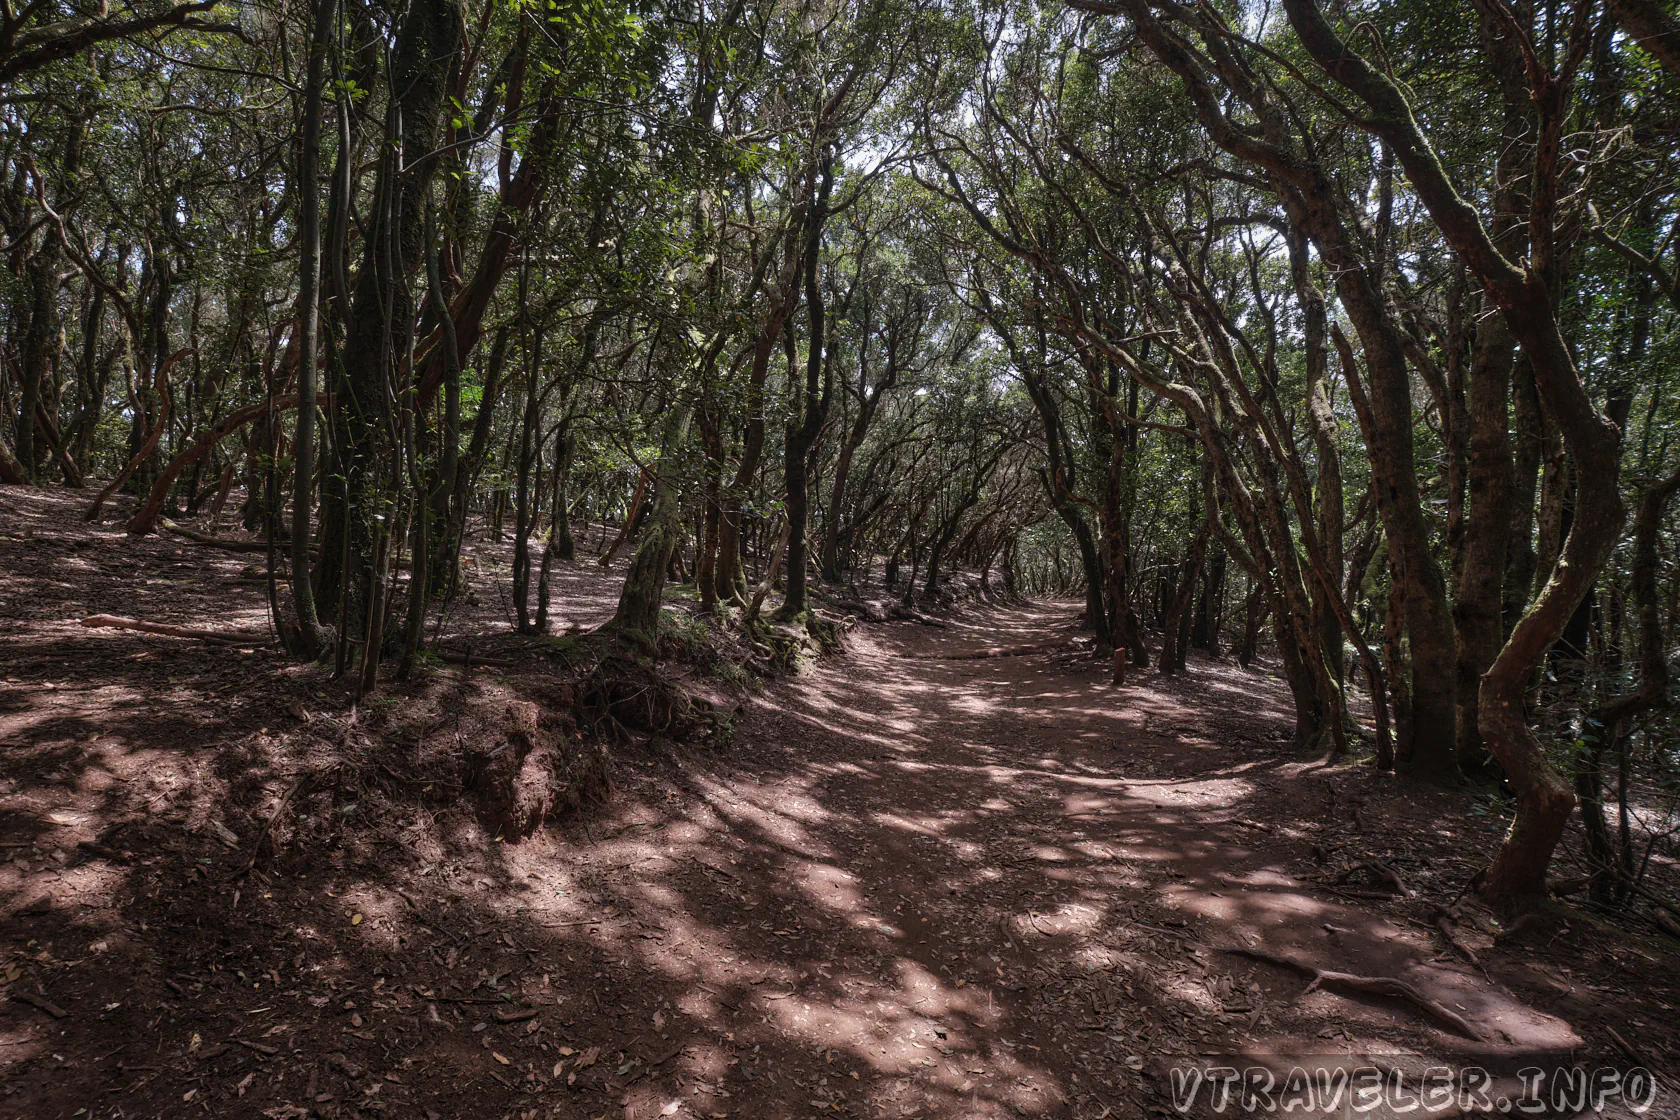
[579,653,718,744]
[1220,946,1482,1039]
[461,698,608,838]
[1431,906,1485,974]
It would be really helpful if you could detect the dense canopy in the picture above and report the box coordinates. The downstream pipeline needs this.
[4,0,1680,1091]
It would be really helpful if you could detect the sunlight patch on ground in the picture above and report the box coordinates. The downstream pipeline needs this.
[1108,775,1255,810]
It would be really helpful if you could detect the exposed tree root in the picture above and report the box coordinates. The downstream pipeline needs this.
[1432,906,1484,972]
[579,652,719,745]
[1220,946,1482,1039]
[832,599,888,622]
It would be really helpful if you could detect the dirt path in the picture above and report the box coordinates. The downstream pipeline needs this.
[2,489,1677,1119]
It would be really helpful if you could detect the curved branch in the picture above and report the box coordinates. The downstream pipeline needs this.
[127,392,333,536]
[85,349,190,522]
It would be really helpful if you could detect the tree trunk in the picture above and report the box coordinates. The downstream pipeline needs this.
[609,403,692,648]
[778,150,834,619]
[513,314,544,634]
[1236,577,1263,669]
[326,0,463,654]
[696,404,722,611]
[1453,309,1515,771]
[287,0,336,658]
[1382,561,1414,765]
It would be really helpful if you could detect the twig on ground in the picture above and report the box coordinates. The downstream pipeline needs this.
[11,992,67,1019]
[236,772,312,877]
[159,518,317,555]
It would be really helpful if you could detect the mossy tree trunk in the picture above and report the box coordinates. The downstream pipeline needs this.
[609,403,693,649]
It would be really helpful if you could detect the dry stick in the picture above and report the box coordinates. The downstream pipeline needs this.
[493,1008,539,1024]
[1605,1025,1650,1069]
[80,615,268,644]
[237,773,311,877]
[11,992,67,1019]
[919,642,1063,661]
[433,647,516,668]
[1220,947,1482,1039]
[1432,908,1488,977]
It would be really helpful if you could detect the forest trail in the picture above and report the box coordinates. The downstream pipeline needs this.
[1,489,1672,1119]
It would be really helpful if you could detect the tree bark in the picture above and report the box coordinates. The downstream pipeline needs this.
[325,0,463,653]
[1453,309,1515,771]
[288,0,337,657]
[609,403,692,648]
[1280,0,1626,905]
[779,149,835,619]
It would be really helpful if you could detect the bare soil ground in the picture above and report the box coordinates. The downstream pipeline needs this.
[2,485,1677,1119]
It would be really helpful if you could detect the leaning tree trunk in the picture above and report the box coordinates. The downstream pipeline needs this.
[87,352,187,522]
[1278,0,1628,905]
[609,403,693,649]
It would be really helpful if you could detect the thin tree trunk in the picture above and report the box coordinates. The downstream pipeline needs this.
[1454,309,1515,771]
[288,0,337,658]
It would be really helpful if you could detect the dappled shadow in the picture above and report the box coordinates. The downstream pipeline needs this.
[2,486,1676,1119]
